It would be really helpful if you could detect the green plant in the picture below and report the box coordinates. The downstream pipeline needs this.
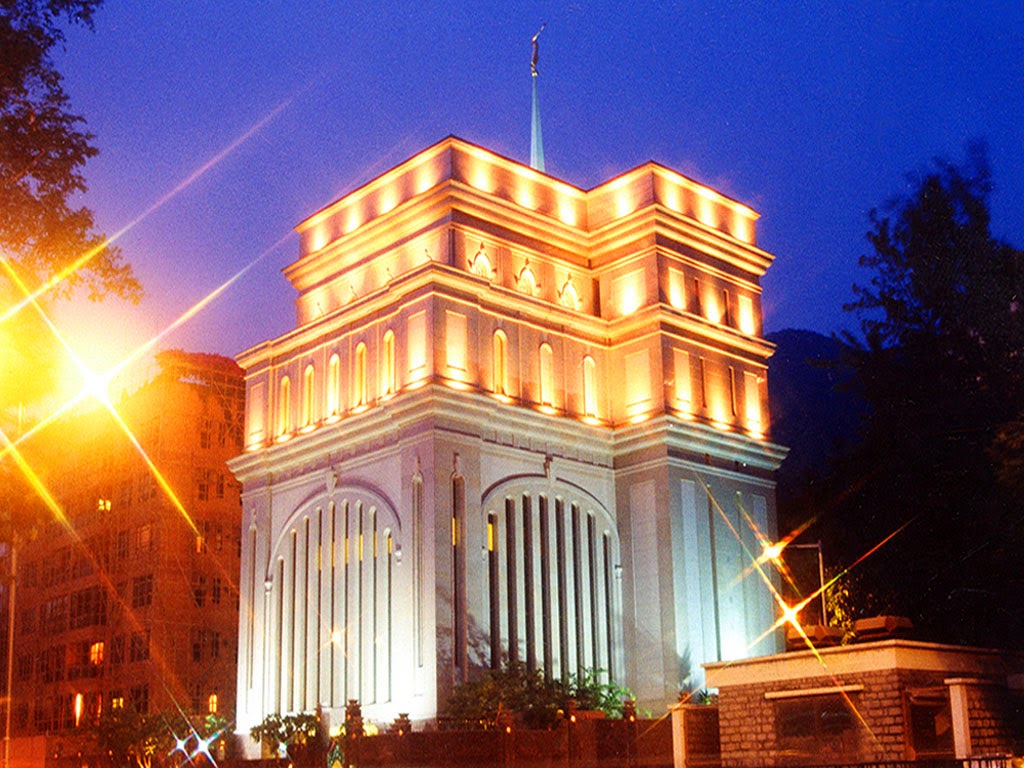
[567,668,633,718]
[250,711,320,754]
[445,662,565,729]
[444,664,636,729]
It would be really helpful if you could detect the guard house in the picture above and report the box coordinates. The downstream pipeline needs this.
[679,639,1024,766]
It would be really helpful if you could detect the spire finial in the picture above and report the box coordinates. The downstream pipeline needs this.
[530,23,546,172]
[531,23,545,77]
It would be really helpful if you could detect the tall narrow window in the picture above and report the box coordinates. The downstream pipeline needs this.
[487,512,500,669]
[493,330,508,395]
[744,371,763,431]
[382,330,396,395]
[572,504,585,675]
[505,497,518,664]
[302,364,315,427]
[555,499,568,681]
[278,376,291,436]
[355,343,368,407]
[327,354,341,417]
[412,475,424,668]
[738,295,756,335]
[522,494,536,675]
[452,474,466,674]
[673,349,692,412]
[582,356,597,418]
[698,357,708,411]
[539,497,553,678]
[603,533,615,680]
[539,343,554,407]
[721,288,731,326]
[729,365,738,417]
[587,513,600,668]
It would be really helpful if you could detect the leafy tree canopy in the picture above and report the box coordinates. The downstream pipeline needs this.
[815,143,1024,647]
[93,706,172,768]
[1,0,139,300]
[444,664,633,729]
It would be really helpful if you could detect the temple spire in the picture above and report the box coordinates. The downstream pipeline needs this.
[530,24,546,172]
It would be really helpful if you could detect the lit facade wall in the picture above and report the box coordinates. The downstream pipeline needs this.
[230,138,787,747]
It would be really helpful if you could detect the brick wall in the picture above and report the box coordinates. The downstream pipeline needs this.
[716,668,961,767]
[966,682,1016,757]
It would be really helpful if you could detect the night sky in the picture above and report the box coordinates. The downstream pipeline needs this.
[52,1,1024,377]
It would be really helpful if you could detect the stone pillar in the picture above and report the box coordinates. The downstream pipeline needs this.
[946,678,973,759]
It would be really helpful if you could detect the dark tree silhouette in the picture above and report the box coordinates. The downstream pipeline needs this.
[1,0,139,300]
[815,142,1024,647]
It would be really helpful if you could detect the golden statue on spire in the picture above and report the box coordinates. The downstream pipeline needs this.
[531,23,545,77]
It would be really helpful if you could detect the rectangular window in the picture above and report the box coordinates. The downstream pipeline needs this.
[15,653,33,682]
[624,349,651,412]
[69,586,107,628]
[192,575,206,607]
[200,418,212,449]
[673,348,692,411]
[131,574,153,608]
[744,371,763,430]
[129,685,149,714]
[407,311,427,376]
[111,635,125,665]
[197,469,210,502]
[129,632,150,663]
[191,629,205,662]
[738,294,756,335]
[118,481,132,508]
[445,310,468,373]
[907,690,955,758]
[212,577,222,605]
[775,694,860,760]
[137,474,156,502]
[136,524,154,552]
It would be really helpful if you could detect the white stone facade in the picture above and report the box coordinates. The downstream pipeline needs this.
[228,137,787,748]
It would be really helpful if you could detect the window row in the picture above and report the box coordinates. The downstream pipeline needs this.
[269,330,601,440]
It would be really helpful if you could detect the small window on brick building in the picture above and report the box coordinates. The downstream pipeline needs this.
[906,688,954,759]
[774,693,860,760]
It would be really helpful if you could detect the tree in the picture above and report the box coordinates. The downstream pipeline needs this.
[819,142,1024,647]
[250,712,322,764]
[443,663,634,729]
[93,707,172,768]
[1,0,139,301]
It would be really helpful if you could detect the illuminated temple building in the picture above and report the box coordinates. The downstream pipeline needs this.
[229,137,788,743]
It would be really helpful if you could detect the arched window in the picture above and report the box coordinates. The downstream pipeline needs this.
[493,330,508,396]
[539,343,554,407]
[327,353,341,417]
[278,376,291,435]
[382,330,396,395]
[301,364,315,426]
[355,343,368,407]
[582,356,597,418]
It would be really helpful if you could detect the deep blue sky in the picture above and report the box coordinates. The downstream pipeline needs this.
[53,1,1024,369]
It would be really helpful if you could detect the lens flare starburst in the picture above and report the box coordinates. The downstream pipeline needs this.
[693,474,915,753]
[0,91,302,737]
